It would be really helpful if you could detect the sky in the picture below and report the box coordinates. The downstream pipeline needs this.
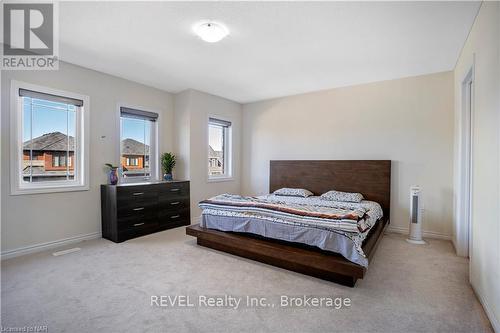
[23,98,76,142]
[121,117,151,144]
[23,98,150,144]
[23,98,222,152]
[209,124,223,151]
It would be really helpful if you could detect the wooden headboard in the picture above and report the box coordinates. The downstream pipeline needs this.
[269,160,391,219]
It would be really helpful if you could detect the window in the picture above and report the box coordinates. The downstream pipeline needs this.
[208,117,232,179]
[120,106,158,181]
[125,157,139,167]
[52,153,70,168]
[11,81,89,195]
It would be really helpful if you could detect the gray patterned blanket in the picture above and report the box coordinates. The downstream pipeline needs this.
[199,194,380,233]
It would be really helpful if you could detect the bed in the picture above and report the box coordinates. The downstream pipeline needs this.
[186,160,391,287]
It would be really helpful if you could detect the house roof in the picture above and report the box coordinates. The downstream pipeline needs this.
[23,132,75,152]
[23,133,150,156]
[121,138,150,156]
[209,145,222,159]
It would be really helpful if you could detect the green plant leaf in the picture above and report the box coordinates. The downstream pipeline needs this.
[161,152,176,174]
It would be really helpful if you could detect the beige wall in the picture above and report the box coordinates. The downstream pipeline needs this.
[242,71,455,238]
[173,90,191,181]
[173,90,242,219]
[454,2,500,330]
[1,62,174,254]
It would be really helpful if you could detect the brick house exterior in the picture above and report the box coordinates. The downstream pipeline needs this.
[208,145,223,175]
[23,132,75,180]
[23,150,75,171]
[120,138,150,176]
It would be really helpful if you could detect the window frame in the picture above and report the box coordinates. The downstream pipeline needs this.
[10,80,90,195]
[207,115,233,182]
[117,104,160,184]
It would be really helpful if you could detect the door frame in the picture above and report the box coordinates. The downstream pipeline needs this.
[456,63,475,259]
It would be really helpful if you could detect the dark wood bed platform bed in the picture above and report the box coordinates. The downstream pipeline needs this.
[186,160,391,287]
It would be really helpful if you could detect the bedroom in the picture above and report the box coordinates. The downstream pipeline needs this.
[0,1,499,332]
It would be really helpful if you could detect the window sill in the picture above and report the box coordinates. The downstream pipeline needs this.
[207,177,234,183]
[11,184,89,196]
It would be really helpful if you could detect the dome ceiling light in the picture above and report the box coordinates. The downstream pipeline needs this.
[194,21,229,43]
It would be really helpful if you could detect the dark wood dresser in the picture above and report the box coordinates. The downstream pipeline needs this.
[101,181,190,242]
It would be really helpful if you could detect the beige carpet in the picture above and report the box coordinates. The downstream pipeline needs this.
[1,228,493,333]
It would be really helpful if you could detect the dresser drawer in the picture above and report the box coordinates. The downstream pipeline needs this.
[117,186,157,202]
[158,182,190,199]
[117,222,158,242]
[158,197,190,212]
[117,200,157,219]
[117,214,157,230]
[158,208,190,226]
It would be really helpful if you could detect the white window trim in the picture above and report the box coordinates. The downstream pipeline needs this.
[116,103,160,184]
[10,80,90,195]
[207,114,233,183]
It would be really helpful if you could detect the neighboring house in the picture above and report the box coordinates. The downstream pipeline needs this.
[23,132,75,181]
[121,138,150,176]
[23,134,218,179]
[208,145,223,175]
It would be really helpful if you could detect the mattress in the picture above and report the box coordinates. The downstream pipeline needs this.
[199,194,383,267]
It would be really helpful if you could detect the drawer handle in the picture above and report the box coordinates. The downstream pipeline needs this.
[132,192,144,196]
[133,207,145,211]
[134,223,145,227]
[170,215,180,219]
[170,201,180,205]
[170,188,180,192]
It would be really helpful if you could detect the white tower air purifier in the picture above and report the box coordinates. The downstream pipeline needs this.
[406,186,426,245]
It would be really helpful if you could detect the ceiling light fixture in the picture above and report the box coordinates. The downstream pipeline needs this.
[194,21,229,43]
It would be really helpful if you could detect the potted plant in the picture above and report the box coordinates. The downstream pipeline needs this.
[161,153,176,181]
[105,163,119,185]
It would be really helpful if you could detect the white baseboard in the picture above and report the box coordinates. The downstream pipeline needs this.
[386,225,452,241]
[471,284,500,332]
[1,232,101,260]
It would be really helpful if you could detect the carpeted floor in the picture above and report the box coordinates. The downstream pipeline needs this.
[1,228,493,333]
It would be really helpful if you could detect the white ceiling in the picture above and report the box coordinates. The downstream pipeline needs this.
[59,2,480,103]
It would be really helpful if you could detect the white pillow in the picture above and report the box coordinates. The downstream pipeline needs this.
[320,190,364,203]
[273,188,313,198]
